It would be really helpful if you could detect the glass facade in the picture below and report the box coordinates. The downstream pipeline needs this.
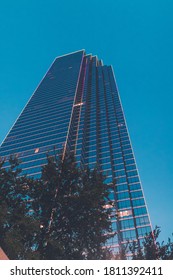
[0,50,152,253]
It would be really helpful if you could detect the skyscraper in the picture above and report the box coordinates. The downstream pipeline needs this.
[0,50,152,255]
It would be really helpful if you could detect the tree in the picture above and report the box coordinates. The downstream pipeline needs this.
[129,226,173,260]
[0,153,114,259]
[0,156,40,259]
[31,152,114,259]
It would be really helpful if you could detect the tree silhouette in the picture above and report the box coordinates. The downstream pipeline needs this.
[0,153,114,259]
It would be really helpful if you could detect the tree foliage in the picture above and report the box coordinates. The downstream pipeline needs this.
[0,156,40,259]
[129,226,173,260]
[1,154,172,260]
[0,153,114,259]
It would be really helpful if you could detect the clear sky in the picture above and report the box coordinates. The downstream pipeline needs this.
[0,0,172,242]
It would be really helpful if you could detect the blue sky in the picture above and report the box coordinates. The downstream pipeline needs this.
[0,0,173,242]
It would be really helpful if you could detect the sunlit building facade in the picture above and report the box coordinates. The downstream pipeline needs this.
[0,50,152,255]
